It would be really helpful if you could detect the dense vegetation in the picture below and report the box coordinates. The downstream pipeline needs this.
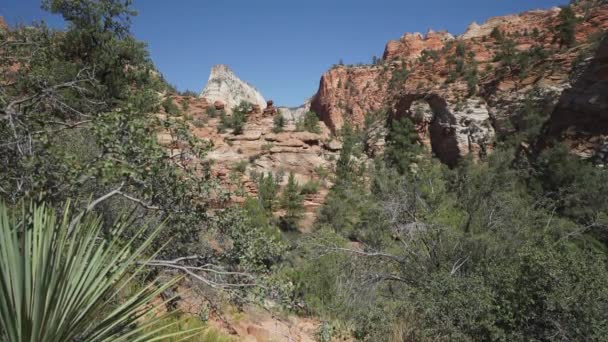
[2,0,608,341]
[0,0,284,339]
[290,104,608,340]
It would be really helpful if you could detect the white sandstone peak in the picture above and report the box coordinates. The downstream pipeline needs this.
[200,64,266,111]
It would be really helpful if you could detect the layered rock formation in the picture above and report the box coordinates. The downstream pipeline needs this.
[311,2,608,164]
[383,30,454,61]
[157,94,338,231]
[200,64,266,111]
[543,34,608,163]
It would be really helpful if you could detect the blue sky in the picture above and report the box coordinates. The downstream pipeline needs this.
[2,0,566,106]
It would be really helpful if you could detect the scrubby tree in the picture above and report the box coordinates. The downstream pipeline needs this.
[384,116,422,174]
[273,113,285,133]
[280,172,304,230]
[556,5,579,47]
[257,172,278,212]
[296,111,321,133]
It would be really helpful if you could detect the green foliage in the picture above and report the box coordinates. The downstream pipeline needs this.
[280,172,304,230]
[296,111,321,133]
[256,172,278,212]
[490,27,504,42]
[217,102,250,134]
[306,120,608,339]
[162,97,181,115]
[181,97,190,111]
[555,5,579,47]
[384,116,422,174]
[455,41,467,57]
[179,90,198,97]
[388,65,409,89]
[206,106,218,118]
[232,159,248,174]
[272,113,285,133]
[531,144,608,224]
[300,179,320,195]
[0,201,196,341]
[218,200,285,272]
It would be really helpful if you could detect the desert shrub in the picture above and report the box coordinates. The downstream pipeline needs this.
[162,96,181,115]
[273,113,285,133]
[490,27,504,42]
[555,5,579,47]
[388,66,410,89]
[296,111,321,133]
[232,159,248,173]
[257,172,278,212]
[206,106,218,118]
[300,179,320,195]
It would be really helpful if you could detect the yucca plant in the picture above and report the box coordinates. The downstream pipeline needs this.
[0,202,201,341]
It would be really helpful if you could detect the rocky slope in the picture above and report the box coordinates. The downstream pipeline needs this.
[310,2,608,164]
[158,92,339,232]
[200,64,267,111]
[542,34,608,163]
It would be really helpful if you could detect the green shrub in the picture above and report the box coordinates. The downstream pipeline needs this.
[555,5,578,47]
[273,113,285,133]
[162,97,181,116]
[296,111,321,133]
[300,179,320,195]
[206,106,217,118]
[232,159,248,173]
[279,172,304,230]
[490,27,504,42]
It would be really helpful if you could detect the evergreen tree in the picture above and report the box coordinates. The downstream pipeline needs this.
[384,116,422,174]
[280,172,304,230]
[556,5,578,47]
[257,172,277,212]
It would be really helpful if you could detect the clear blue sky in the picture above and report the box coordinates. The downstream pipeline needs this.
[2,0,566,106]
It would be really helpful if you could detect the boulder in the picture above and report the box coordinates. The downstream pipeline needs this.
[214,100,225,110]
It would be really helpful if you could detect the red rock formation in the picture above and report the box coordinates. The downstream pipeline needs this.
[311,2,608,164]
[383,30,454,61]
[543,34,608,163]
[263,99,278,116]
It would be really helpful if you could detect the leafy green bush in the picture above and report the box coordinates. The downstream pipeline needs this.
[300,179,320,195]
[257,172,278,212]
[296,111,321,133]
[555,5,578,47]
[273,113,285,133]
[162,96,181,116]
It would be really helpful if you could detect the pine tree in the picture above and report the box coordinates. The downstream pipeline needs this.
[257,172,277,212]
[280,172,304,230]
[384,116,422,174]
[556,5,578,47]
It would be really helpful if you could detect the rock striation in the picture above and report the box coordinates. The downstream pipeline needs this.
[200,64,266,111]
[311,2,608,164]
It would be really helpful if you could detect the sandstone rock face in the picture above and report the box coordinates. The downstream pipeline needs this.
[200,64,266,111]
[158,94,338,232]
[262,99,277,116]
[311,2,608,164]
[460,8,560,40]
[278,98,312,123]
[383,30,454,61]
[543,35,608,164]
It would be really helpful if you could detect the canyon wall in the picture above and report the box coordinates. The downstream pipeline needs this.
[311,2,608,164]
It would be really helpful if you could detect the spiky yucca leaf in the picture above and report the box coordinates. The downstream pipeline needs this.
[0,202,201,342]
